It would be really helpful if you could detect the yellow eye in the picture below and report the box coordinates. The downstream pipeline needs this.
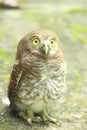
[50,39,55,45]
[32,38,40,46]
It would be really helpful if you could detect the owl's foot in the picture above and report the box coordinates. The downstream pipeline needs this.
[19,111,27,120]
[19,111,41,125]
[19,111,59,125]
[42,110,59,125]
[40,112,49,125]
[31,116,41,123]
[27,116,41,125]
[46,115,59,125]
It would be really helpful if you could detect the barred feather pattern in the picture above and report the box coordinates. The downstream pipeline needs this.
[8,29,67,114]
[13,54,66,113]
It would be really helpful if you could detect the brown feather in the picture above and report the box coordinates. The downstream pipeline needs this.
[8,61,22,102]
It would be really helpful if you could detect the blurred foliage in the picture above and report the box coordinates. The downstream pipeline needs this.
[3,74,10,80]
[0,48,14,61]
[0,30,6,36]
[64,7,87,14]
[71,25,87,44]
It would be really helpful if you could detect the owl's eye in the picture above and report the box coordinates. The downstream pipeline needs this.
[32,38,40,46]
[50,39,55,45]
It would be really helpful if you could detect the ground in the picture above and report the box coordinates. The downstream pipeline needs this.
[0,0,87,130]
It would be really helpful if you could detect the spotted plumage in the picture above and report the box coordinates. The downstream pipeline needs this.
[8,29,67,124]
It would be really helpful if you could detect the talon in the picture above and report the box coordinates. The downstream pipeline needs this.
[46,114,59,125]
[27,118,32,125]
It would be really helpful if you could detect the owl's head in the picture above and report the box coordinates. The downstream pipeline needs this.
[17,29,63,60]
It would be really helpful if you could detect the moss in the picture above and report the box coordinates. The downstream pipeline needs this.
[2,119,12,130]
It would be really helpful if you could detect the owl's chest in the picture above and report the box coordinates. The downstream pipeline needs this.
[19,61,66,101]
[23,62,64,91]
[27,62,59,84]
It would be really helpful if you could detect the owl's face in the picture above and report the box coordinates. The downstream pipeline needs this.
[17,29,62,60]
[29,35,56,56]
[28,30,61,57]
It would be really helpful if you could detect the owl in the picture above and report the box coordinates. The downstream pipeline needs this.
[8,29,66,125]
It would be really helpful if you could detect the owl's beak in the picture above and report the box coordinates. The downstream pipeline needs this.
[43,45,49,54]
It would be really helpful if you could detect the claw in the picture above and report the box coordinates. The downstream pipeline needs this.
[27,118,32,125]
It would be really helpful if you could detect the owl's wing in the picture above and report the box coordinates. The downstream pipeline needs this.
[8,60,23,101]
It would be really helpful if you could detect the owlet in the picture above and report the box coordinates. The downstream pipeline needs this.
[8,29,67,124]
